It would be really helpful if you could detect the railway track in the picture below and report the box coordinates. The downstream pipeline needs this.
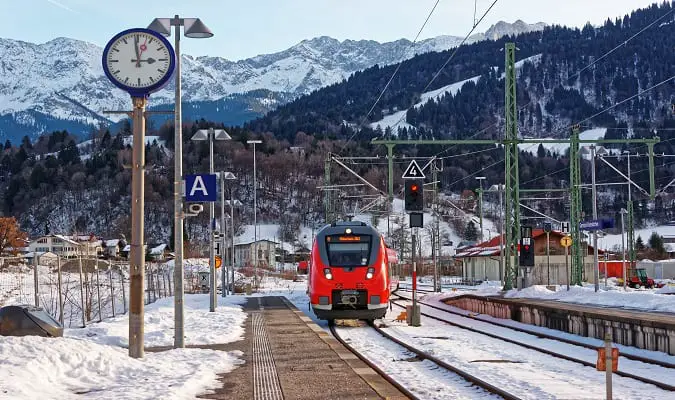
[391,293,675,392]
[395,289,675,369]
[329,320,520,400]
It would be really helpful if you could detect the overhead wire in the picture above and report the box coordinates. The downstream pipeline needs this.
[384,0,501,133]
[417,5,675,163]
[568,8,674,82]
[337,0,442,155]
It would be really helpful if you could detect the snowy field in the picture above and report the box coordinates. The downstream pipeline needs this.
[0,294,248,399]
[3,273,675,399]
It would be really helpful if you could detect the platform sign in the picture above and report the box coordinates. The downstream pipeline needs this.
[402,160,425,179]
[580,219,615,231]
[185,174,217,202]
[579,219,602,231]
[560,221,570,234]
[560,236,572,247]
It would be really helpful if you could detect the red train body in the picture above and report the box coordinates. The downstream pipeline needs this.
[308,221,391,321]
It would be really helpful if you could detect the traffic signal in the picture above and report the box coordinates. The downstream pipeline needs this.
[519,239,535,267]
[404,179,424,211]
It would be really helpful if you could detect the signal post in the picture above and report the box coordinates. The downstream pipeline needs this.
[403,160,424,326]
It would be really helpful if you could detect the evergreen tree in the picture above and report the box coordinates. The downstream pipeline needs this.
[464,221,478,242]
[635,235,645,250]
[648,232,665,255]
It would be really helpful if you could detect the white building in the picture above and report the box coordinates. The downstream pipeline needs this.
[232,239,278,269]
[28,235,80,258]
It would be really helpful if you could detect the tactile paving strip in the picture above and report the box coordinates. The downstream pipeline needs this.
[252,311,284,400]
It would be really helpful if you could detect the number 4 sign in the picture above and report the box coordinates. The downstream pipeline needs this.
[402,160,425,179]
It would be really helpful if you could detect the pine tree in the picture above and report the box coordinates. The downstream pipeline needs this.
[465,221,478,242]
[648,232,665,255]
[635,235,645,250]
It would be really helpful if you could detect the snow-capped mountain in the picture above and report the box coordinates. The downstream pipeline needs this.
[0,20,546,141]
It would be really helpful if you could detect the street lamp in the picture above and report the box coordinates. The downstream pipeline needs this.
[620,207,628,290]
[148,15,213,348]
[192,128,231,311]
[247,139,263,287]
[220,171,237,297]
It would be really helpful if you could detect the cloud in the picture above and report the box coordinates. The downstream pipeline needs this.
[45,0,78,13]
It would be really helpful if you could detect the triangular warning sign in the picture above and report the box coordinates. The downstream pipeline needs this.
[402,160,425,179]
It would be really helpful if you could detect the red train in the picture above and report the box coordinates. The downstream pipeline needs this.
[308,221,393,321]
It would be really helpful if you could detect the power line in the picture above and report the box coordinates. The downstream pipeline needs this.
[337,0,442,155]
[421,5,675,162]
[569,8,674,82]
[384,0,501,133]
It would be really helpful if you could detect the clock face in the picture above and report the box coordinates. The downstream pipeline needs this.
[102,28,175,95]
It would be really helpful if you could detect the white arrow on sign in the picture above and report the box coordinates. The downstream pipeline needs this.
[402,160,425,179]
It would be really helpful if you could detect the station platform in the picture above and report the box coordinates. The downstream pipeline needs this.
[201,296,408,400]
[443,294,675,355]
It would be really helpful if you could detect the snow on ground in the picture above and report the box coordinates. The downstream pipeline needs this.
[1,294,247,399]
[519,127,607,156]
[602,224,675,251]
[427,280,675,313]
[369,302,671,399]
[416,293,675,366]
[66,294,247,347]
[0,336,242,399]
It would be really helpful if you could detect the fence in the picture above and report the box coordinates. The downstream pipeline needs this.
[0,256,173,328]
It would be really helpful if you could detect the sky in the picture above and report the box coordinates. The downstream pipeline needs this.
[1,0,662,60]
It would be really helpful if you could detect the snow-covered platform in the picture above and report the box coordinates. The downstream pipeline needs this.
[213,296,407,399]
[444,294,675,355]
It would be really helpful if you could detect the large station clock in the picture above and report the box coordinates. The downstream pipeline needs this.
[102,28,176,97]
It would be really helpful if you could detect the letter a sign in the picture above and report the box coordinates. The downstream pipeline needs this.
[402,160,425,179]
[185,174,217,202]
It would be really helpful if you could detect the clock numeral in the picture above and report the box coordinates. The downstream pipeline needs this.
[137,78,141,86]
[149,76,155,83]
[158,58,168,61]
[124,77,129,83]
[112,47,120,52]
[109,59,119,63]
[157,69,165,73]
[149,38,154,44]
[113,70,120,75]
[122,38,127,45]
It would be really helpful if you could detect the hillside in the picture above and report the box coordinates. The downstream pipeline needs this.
[246,3,674,144]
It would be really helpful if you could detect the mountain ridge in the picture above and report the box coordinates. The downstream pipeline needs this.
[0,20,547,142]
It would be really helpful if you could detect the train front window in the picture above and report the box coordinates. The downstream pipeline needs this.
[326,236,372,266]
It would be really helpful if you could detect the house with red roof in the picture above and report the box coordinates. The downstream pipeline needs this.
[454,229,604,285]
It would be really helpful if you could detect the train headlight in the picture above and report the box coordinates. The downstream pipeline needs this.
[323,268,333,280]
[365,267,375,279]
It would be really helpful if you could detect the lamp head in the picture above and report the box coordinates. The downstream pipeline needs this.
[184,18,213,38]
[148,18,171,36]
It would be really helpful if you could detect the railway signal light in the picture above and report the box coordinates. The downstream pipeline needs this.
[405,179,424,212]
[520,241,535,267]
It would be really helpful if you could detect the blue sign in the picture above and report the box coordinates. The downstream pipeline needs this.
[185,174,217,202]
[579,220,602,230]
[579,218,615,231]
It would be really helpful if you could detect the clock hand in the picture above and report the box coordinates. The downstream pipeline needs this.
[130,57,157,64]
[134,35,141,68]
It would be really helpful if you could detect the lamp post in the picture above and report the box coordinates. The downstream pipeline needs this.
[148,15,213,348]
[247,139,262,288]
[192,128,231,311]
[229,197,242,294]
[620,208,628,291]
[475,176,486,281]
[220,171,237,297]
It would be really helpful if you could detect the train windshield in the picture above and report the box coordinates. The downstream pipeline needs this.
[326,235,372,266]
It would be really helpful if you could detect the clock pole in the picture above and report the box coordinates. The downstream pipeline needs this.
[129,96,147,359]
